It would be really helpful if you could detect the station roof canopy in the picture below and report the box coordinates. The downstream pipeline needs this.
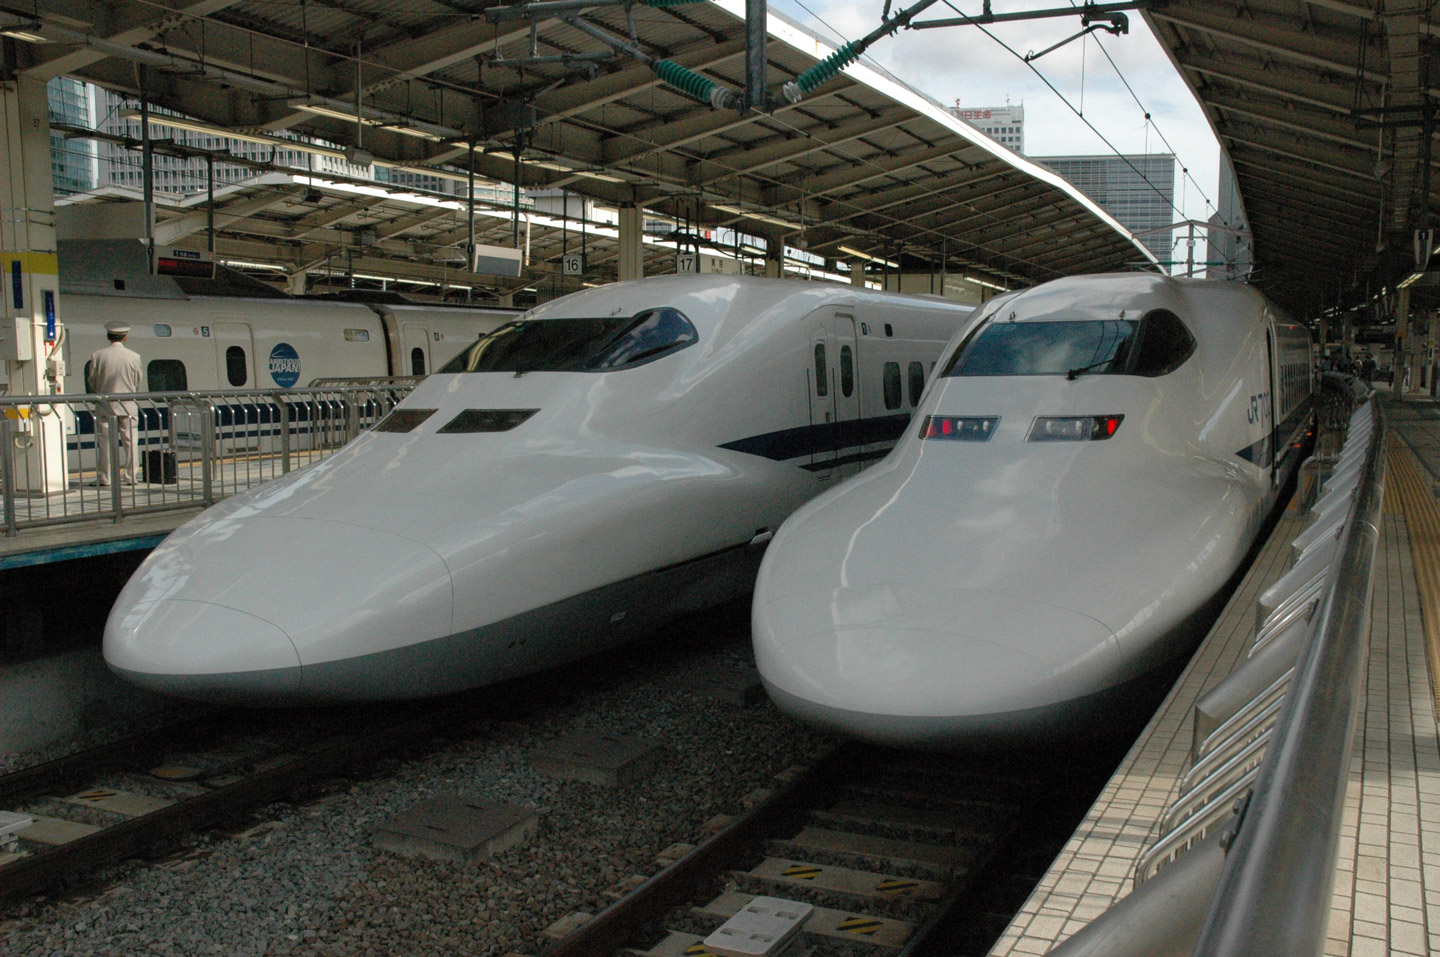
[7,0,1158,297]
[1145,1,1433,317]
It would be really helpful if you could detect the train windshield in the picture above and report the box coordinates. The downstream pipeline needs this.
[439,307,698,373]
[942,310,1195,378]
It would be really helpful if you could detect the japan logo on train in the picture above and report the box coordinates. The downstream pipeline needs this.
[269,342,301,388]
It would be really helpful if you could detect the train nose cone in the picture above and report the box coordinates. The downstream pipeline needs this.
[105,600,303,702]
[103,516,455,704]
[754,585,1123,747]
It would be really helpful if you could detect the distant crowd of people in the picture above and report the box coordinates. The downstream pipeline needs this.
[1320,352,1381,385]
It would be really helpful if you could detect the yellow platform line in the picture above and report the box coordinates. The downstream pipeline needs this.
[1384,434,1440,714]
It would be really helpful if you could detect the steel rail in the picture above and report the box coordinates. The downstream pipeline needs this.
[0,703,461,904]
[542,743,850,957]
[1191,397,1385,956]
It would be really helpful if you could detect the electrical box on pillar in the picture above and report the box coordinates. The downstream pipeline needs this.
[1,258,37,363]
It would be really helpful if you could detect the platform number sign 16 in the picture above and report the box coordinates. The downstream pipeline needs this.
[676,251,699,274]
[562,252,584,276]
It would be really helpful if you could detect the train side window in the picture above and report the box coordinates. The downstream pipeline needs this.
[883,362,902,409]
[147,359,187,392]
[411,347,426,375]
[908,361,924,406]
[1132,309,1196,377]
[814,343,828,397]
[153,324,172,338]
[225,346,247,386]
[840,345,854,397]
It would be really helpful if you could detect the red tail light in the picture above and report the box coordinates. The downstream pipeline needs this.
[919,416,999,441]
[1027,415,1124,442]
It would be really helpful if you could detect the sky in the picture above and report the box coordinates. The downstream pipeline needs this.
[767,0,1222,262]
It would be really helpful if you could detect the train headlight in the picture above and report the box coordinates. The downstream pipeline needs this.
[1027,415,1124,442]
[919,416,999,441]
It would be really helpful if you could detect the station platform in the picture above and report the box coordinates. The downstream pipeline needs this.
[990,387,1440,956]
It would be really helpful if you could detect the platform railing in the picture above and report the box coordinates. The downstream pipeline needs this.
[0,380,419,538]
[1052,374,1384,956]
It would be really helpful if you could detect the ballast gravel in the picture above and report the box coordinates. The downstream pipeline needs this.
[0,612,832,957]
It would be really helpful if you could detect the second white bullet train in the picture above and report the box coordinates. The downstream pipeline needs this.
[752,274,1314,749]
[103,275,975,703]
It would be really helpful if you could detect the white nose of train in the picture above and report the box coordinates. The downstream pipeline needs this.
[753,375,1250,749]
[104,507,456,701]
[103,369,737,704]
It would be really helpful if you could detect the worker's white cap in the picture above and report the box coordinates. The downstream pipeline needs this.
[105,322,130,336]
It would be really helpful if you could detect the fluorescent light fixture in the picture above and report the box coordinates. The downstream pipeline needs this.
[221,259,287,272]
[1398,270,1425,289]
[838,245,900,269]
[292,102,383,125]
[708,204,799,229]
[0,25,45,42]
[573,170,625,183]
[960,274,1008,291]
[289,101,447,141]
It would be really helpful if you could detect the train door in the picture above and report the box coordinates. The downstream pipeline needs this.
[213,321,255,388]
[213,320,259,452]
[402,325,431,376]
[807,314,860,476]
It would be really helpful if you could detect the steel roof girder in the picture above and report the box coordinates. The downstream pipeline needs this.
[1207,95,1377,151]
[20,0,246,82]
[1227,157,1378,208]
[1148,7,1386,82]
[685,112,918,188]
[1182,60,1355,116]
[535,36,750,123]
[763,142,980,204]
[604,86,853,166]
[822,169,1017,224]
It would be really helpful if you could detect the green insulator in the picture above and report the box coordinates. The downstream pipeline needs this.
[653,59,717,104]
[796,40,861,95]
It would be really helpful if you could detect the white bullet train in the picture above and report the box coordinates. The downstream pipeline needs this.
[102,275,976,703]
[752,274,1315,749]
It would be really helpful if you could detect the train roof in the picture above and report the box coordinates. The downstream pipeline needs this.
[522,274,970,346]
[984,273,1276,324]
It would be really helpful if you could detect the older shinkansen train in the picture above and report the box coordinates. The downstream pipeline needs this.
[103,275,977,703]
[59,292,517,394]
[752,274,1315,749]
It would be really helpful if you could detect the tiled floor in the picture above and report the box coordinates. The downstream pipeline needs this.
[989,395,1440,956]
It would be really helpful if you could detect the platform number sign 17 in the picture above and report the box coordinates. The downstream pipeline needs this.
[562,252,584,276]
[676,251,699,274]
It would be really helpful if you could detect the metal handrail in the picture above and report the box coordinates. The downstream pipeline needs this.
[1052,379,1382,956]
[1191,397,1385,956]
[0,381,417,538]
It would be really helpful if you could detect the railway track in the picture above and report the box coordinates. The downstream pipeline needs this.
[543,737,1129,957]
[0,701,465,904]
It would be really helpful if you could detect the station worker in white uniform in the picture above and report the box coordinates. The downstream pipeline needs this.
[88,321,143,486]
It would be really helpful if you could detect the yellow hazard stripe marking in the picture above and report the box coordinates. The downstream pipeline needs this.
[1,252,59,275]
[684,945,719,956]
[876,879,919,894]
[783,864,822,879]
[77,790,116,801]
[838,918,883,935]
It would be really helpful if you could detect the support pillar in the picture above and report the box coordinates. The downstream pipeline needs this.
[1396,287,1412,398]
[1,70,66,493]
[617,205,644,282]
[763,238,783,278]
[849,259,866,287]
